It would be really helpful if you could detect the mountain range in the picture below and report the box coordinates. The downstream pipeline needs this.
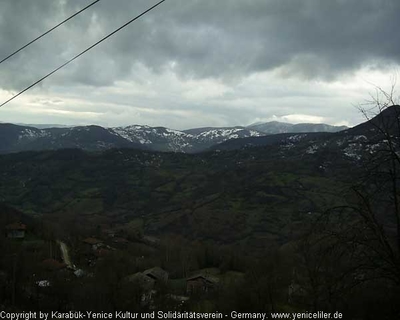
[0,120,347,154]
[247,121,347,134]
[0,108,397,317]
[0,106,397,245]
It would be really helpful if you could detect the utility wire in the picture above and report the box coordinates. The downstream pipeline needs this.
[0,0,101,66]
[0,0,166,108]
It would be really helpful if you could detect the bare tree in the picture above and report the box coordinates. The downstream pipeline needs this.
[354,82,400,283]
[296,84,400,317]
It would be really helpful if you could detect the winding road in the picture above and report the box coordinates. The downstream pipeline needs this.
[58,240,75,270]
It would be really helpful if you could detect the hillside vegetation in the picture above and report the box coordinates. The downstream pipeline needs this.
[0,106,399,317]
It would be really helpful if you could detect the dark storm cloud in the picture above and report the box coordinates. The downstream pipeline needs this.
[0,0,399,91]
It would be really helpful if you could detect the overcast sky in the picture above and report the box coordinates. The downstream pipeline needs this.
[0,0,399,129]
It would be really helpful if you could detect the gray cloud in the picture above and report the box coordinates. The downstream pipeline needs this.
[1,0,399,88]
[0,0,398,128]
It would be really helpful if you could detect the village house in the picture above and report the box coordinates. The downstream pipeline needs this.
[125,267,168,290]
[94,248,112,258]
[142,235,160,246]
[82,237,103,250]
[125,272,156,305]
[103,229,115,238]
[126,272,155,290]
[143,267,168,283]
[35,259,68,290]
[123,267,169,306]
[40,258,67,272]
[186,273,219,294]
[5,222,26,239]
[112,237,129,249]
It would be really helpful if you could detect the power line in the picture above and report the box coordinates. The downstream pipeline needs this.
[0,0,166,108]
[0,0,101,66]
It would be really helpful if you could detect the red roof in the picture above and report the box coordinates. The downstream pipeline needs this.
[5,223,26,231]
[41,259,66,271]
[94,248,111,257]
[82,237,102,245]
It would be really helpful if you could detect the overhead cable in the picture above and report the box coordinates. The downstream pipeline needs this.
[0,0,166,108]
[0,0,101,66]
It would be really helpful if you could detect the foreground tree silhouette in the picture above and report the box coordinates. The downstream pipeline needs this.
[298,86,400,317]
[354,84,400,284]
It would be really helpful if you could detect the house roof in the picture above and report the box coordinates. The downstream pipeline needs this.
[103,229,115,236]
[142,235,160,244]
[41,259,67,271]
[82,237,102,245]
[143,266,168,281]
[94,248,111,257]
[125,272,155,291]
[5,222,26,231]
[186,274,219,284]
[113,237,129,244]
